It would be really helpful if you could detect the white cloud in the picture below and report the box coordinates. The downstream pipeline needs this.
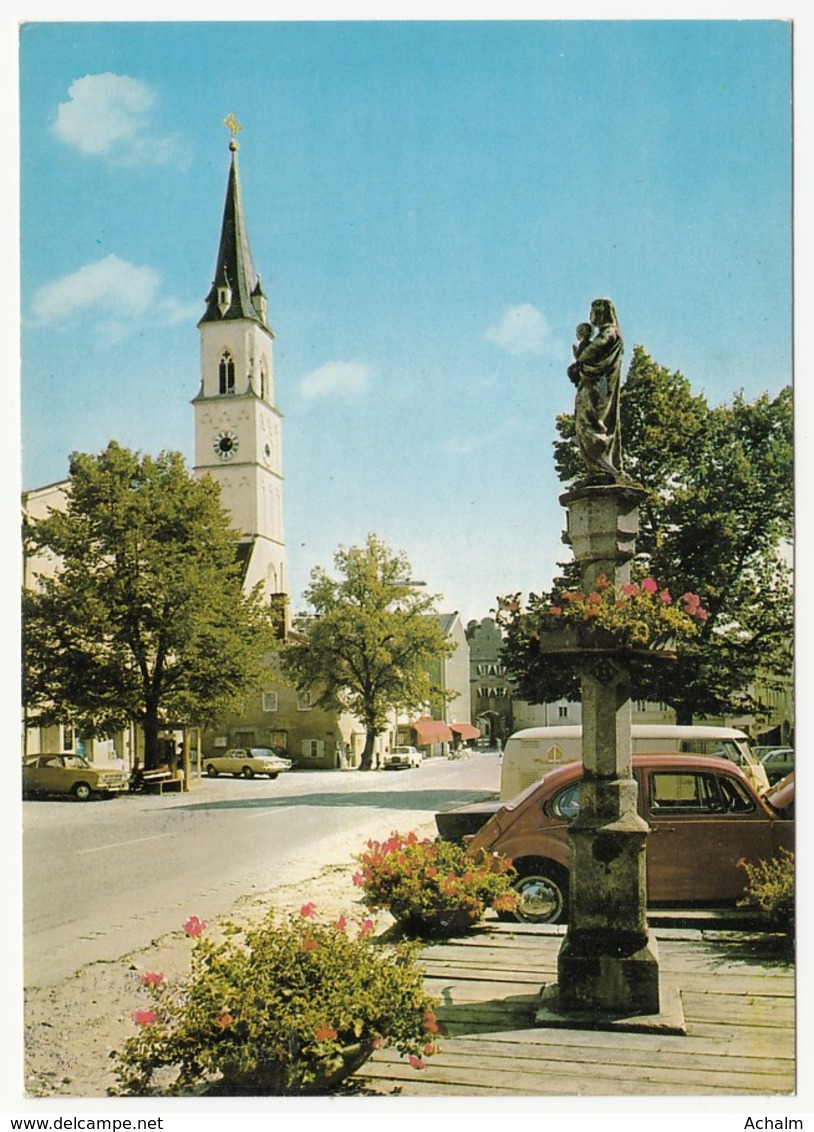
[32,255,160,323]
[484,303,551,355]
[54,73,176,164]
[299,361,371,400]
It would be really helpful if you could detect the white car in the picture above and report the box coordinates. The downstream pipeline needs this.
[382,745,423,770]
[205,748,292,779]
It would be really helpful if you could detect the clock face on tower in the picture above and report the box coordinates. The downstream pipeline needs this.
[213,430,239,460]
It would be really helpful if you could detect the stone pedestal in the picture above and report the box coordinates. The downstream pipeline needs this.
[550,483,662,1020]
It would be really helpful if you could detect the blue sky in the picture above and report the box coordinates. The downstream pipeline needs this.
[17,18,793,623]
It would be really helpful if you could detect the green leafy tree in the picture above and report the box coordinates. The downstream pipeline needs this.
[281,534,454,770]
[23,442,278,767]
[503,348,792,724]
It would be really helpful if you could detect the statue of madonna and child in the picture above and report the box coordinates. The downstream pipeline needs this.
[567,297,627,484]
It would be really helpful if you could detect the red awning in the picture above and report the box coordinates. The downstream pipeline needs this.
[449,722,480,740]
[411,718,454,745]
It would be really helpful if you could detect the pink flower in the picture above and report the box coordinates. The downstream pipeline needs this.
[300,902,317,918]
[659,590,672,604]
[641,577,658,594]
[358,919,374,937]
[300,937,318,952]
[424,1042,436,1056]
[408,1055,427,1070]
[140,971,164,987]
[695,607,709,620]
[313,1024,338,1042]
[183,916,206,937]
[333,915,347,932]
[132,1009,156,1026]
[352,872,365,887]
[621,582,639,597]
[682,592,701,611]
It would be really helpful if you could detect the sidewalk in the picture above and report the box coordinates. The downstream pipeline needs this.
[353,920,795,1097]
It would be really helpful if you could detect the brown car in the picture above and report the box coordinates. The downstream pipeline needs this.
[439,754,794,923]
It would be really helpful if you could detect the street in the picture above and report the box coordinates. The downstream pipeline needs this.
[23,752,501,987]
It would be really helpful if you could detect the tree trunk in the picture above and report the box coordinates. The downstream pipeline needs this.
[142,706,161,770]
[359,729,376,771]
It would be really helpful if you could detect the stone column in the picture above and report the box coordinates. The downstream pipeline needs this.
[555,483,661,1016]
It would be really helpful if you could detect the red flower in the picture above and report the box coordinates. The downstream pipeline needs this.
[313,1024,338,1042]
[408,1055,426,1070]
[595,574,610,589]
[424,1042,436,1056]
[352,872,365,887]
[641,577,658,594]
[372,1036,384,1050]
[621,582,639,597]
[215,1010,233,1027]
[422,1009,439,1033]
[358,919,374,937]
[132,1009,156,1026]
[140,971,164,987]
[549,606,562,617]
[300,937,318,952]
[300,902,317,918]
[333,915,347,932]
[182,916,206,937]
[682,592,701,611]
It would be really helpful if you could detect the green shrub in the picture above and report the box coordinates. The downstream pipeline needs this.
[354,831,517,938]
[112,907,440,1096]
[737,848,795,933]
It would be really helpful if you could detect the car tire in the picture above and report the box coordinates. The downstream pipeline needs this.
[73,782,93,802]
[506,859,568,924]
[242,766,254,779]
[267,773,279,780]
[206,764,218,777]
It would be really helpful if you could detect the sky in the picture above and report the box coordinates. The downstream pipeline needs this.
[16,17,794,626]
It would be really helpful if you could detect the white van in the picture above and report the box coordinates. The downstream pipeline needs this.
[499,724,769,800]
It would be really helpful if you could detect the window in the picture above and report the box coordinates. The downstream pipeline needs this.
[297,691,313,711]
[262,692,278,712]
[302,739,324,759]
[557,705,569,719]
[649,771,752,814]
[219,352,235,395]
[62,724,75,751]
[552,783,581,819]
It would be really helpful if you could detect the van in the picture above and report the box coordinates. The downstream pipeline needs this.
[499,724,769,800]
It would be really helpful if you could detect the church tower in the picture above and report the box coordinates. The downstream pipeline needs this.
[193,124,286,603]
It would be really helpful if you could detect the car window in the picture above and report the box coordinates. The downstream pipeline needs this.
[551,783,581,819]
[649,771,752,813]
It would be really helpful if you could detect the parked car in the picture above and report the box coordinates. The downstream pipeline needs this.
[759,747,795,785]
[436,754,794,924]
[205,748,292,779]
[22,754,129,801]
[382,745,423,769]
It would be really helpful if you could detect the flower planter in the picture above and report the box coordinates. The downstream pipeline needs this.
[537,625,678,661]
[208,1041,374,1096]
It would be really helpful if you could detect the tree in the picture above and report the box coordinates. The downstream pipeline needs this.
[502,348,793,725]
[23,442,278,767]
[281,534,454,770]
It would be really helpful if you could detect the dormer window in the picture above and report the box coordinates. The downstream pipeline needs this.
[219,352,235,395]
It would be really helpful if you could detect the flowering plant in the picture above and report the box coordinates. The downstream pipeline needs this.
[354,831,517,938]
[499,575,708,649]
[738,849,795,936]
[112,906,439,1096]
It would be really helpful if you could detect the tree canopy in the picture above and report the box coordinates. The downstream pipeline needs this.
[281,534,454,770]
[502,348,793,726]
[23,442,278,766]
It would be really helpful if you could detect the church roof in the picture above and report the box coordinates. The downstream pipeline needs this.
[199,140,267,327]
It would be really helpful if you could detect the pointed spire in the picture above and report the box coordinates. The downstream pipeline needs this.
[200,120,267,327]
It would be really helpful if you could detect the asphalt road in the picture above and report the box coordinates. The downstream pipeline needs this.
[23,752,501,987]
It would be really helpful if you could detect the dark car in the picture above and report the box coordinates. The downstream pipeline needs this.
[436,754,794,924]
[759,747,794,785]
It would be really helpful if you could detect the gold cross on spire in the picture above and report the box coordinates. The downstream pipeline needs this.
[224,113,242,142]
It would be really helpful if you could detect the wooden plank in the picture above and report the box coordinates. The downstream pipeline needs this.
[681,991,795,1027]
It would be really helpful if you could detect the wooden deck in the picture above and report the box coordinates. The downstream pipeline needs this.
[353,922,795,1097]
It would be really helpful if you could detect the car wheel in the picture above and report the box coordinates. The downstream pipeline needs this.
[508,860,568,924]
[242,766,254,778]
[206,764,218,777]
[267,773,279,780]
[73,782,93,802]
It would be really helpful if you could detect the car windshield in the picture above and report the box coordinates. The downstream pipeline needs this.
[248,749,276,758]
[60,756,91,769]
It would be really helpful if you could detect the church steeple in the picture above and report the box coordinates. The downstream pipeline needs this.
[199,125,271,330]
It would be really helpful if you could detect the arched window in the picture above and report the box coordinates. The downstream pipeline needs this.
[219,352,235,395]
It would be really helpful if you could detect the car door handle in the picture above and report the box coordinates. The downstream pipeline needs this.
[651,826,676,833]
